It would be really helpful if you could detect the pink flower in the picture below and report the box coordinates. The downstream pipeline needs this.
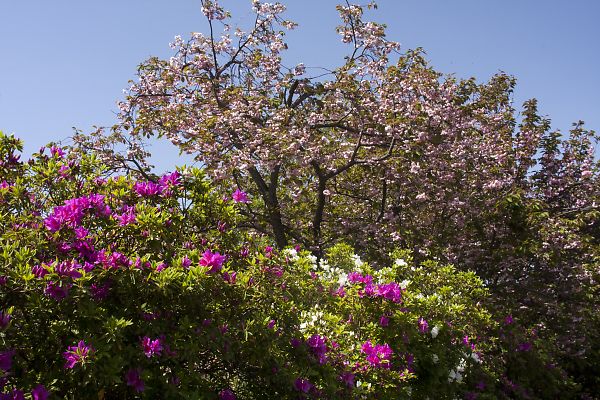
[63,340,93,369]
[90,281,111,301]
[134,181,161,197]
[340,372,355,387]
[379,315,390,327]
[218,389,236,400]
[418,317,429,333]
[50,146,65,158]
[307,334,328,364]
[115,205,136,226]
[141,336,163,358]
[31,384,50,400]
[31,265,48,278]
[44,281,72,300]
[376,282,402,303]
[294,377,314,393]
[199,250,226,273]
[518,342,532,352]
[222,271,237,284]
[125,368,145,392]
[231,189,249,203]
[159,171,181,192]
[361,341,393,368]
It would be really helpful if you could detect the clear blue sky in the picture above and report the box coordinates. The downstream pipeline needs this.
[1,0,599,172]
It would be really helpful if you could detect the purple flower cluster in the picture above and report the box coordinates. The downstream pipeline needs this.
[218,389,237,400]
[62,340,93,369]
[54,260,83,279]
[231,189,249,203]
[376,282,403,303]
[134,171,181,197]
[294,377,314,393]
[44,194,110,232]
[115,205,136,226]
[90,281,112,301]
[361,340,393,368]
[133,181,161,197]
[101,251,132,270]
[31,385,50,400]
[347,272,403,303]
[199,250,226,273]
[307,334,328,364]
[125,368,145,392]
[44,281,72,301]
[141,336,163,358]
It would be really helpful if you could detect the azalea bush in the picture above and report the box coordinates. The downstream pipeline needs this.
[0,133,511,399]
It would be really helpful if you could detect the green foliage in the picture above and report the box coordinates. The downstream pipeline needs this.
[0,135,502,399]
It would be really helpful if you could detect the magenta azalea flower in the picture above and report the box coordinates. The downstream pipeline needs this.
[231,189,249,203]
[44,281,72,300]
[379,315,390,327]
[134,181,161,197]
[90,281,112,301]
[54,260,83,279]
[222,271,237,284]
[50,146,65,158]
[376,282,402,303]
[125,368,145,393]
[141,336,163,358]
[31,264,49,278]
[199,250,226,273]
[63,340,93,369]
[418,317,429,333]
[307,334,328,364]
[518,342,532,352]
[115,205,136,226]
[31,384,50,400]
[294,377,314,393]
[218,389,237,400]
[159,171,181,195]
[340,372,355,387]
[361,340,393,368]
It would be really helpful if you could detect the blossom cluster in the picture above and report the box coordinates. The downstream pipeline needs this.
[44,194,110,232]
[361,341,393,368]
[347,272,403,303]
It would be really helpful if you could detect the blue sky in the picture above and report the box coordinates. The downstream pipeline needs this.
[1,0,598,172]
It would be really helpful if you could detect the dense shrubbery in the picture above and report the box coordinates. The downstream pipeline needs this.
[2,0,599,398]
[0,135,496,398]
